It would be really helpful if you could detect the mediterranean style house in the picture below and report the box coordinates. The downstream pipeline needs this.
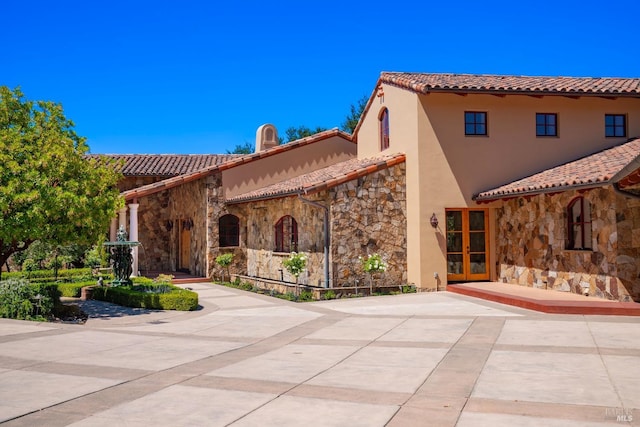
[96,72,640,302]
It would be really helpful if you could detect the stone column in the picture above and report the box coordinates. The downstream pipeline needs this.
[118,207,127,229]
[109,217,118,242]
[129,203,139,277]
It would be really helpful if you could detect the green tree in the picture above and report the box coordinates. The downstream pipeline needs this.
[226,142,253,154]
[340,95,368,134]
[0,86,123,278]
[284,125,328,143]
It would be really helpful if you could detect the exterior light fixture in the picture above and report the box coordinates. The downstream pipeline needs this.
[430,213,438,228]
[165,220,173,231]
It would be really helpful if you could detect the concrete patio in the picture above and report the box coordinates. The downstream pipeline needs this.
[0,283,638,426]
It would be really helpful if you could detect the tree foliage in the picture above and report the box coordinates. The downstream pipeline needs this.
[227,142,253,154]
[340,95,368,134]
[0,86,123,275]
[283,125,328,143]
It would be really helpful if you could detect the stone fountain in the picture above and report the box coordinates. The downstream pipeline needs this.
[103,225,139,286]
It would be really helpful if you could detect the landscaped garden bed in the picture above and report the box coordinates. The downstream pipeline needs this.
[91,281,199,311]
[0,268,199,323]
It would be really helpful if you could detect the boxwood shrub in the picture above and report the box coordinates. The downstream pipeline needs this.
[56,281,97,297]
[92,285,198,311]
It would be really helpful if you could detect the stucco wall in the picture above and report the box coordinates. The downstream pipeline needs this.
[495,187,640,302]
[223,136,356,199]
[355,84,640,289]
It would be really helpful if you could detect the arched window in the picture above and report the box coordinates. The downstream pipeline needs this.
[275,215,298,252]
[379,108,390,150]
[219,214,240,247]
[567,197,592,250]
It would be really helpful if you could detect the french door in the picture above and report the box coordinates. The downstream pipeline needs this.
[446,209,490,281]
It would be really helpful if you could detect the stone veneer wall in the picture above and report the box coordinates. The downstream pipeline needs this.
[496,187,640,302]
[329,163,407,288]
[136,190,171,273]
[166,178,208,276]
[225,196,327,286]
[205,173,248,279]
[207,164,407,287]
[133,177,208,276]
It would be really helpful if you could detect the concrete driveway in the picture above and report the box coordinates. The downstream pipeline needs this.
[0,283,638,426]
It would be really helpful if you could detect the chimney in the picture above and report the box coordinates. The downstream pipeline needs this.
[255,124,279,152]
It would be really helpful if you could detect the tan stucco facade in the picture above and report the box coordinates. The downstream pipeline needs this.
[223,136,356,199]
[356,82,640,290]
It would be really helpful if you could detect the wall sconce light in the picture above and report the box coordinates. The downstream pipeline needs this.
[430,213,438,228]
[165,220,173,231]
[183,218,194,230]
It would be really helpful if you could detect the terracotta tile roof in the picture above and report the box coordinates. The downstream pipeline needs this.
[227,153,406,204]
[380,72,640,97]
[474,138,640,201]
[121,128,354,201]
[87,154,240,177]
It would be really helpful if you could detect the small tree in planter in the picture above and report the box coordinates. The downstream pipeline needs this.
[215,253,234,283]
[282,252,307,298]
[360,253,387,295]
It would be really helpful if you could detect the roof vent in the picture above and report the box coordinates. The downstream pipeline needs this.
[255,124,279,152]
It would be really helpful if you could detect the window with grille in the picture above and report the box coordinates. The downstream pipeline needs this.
[275,215,298,252]
[219,214,239,247]
[567,197,592,250]
[380,108,390,150]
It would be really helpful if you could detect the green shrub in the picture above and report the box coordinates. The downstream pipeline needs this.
[323,290,336,300]
[215,253,234,282]
[282,252,307,280]
[92,285,198,311]
[298,290,314,301]
[4,268,94,282]
[56,281,96,297]
[0,279,58,320]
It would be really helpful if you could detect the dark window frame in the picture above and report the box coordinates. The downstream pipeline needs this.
[275,215,298,253]
[464,111,487,136]
[605,114,626,137]
[567,196,592,250]
[219,214,240,247]
[536,113,558,137]
[379,108,390,150]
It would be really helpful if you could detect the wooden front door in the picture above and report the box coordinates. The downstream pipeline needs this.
[179,225,191,273]
[446,209,490,281]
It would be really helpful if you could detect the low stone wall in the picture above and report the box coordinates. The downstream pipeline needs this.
[496,187,639,302]
[232,275,412,299]
[245,249,325,286]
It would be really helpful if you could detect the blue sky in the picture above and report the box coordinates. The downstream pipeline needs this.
[3,0,639,154]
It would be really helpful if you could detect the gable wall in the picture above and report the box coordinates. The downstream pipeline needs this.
[222,136,356,199]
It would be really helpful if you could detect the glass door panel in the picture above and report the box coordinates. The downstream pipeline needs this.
[445,209,490,281]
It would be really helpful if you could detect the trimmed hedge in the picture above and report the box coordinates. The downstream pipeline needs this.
[92,285,198,311]
[57,281,97,297]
